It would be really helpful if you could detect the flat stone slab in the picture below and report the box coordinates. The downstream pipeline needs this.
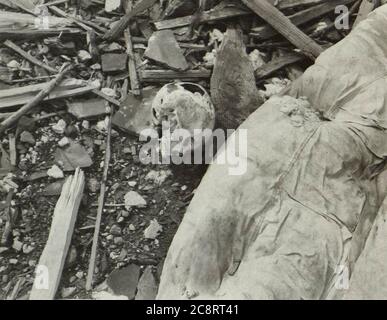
[144,30,189,71]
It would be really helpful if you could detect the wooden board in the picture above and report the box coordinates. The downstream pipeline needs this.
[250,0,356,40]
[29,168,85,300]
[0,79,97,109]
[242,0,324,60]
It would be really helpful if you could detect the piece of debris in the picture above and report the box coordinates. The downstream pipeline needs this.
[30,169,85,300]
[145,30,189,71]
[20,131,35,145]
[54,141,93,171]
[144,219,162,240]
[145,170,171,185]
[47,165,64,179]
[52,119,67,134]
[112,86,159,135]
[58,137,70,147]
[135,266,158,300]
[106,264,141,299]
[124,191,147,209]
[67,98,109,119]
[101,53,128,73]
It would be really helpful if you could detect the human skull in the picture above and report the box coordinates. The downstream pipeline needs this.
[151,82,215,157]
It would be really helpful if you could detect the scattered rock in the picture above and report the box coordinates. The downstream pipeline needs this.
[12,239,23,252]
[78,50,92,62]
[110,225,122,236]
[145,170,171,185]
[144,219,162,240]
[52,119,67,134]
[112,87,159,136]
[113,237,124,245]
[20,131,35,145]
[22,244,35,254]
[88,178,100,193]
[124,191,147,210]
[58,137,70,147]
[106,264,140,299]
[47,165,64,179]
[54,141,93,171]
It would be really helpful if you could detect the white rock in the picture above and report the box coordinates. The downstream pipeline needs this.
[82,120,90,129]
[52,119,67,134]
[58,137,70,147]
[145,170,171,185]
[78,50,92,62]
[90,63,101,70]
[7,60,20,69]
[144,219,163,240]
[47,165,64,179]
[124,191,147,210]
[12,239,23,252]
[101,87,116,97]
[22,244,35,254]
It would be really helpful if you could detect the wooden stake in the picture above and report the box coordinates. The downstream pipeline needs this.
[86,111,113,291]
[124,0,141,96]
[103,0,158,41]
[241,0,324,60]
[0,63,72,135]
[29,168,85,300]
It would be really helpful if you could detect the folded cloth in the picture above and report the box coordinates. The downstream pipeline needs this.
[157,4,387,300]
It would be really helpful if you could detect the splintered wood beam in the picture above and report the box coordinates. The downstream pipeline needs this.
[4,40,58,74]
[250,0,356,40]
[86,112,113,291]
[0,79,97,109]
[255,52,304,79]
[29,168,85,300]
[103,0,158,41]
[0,63,72,134]
[241,0,324,60]
[154,6,249,30]
[140,69,211,83]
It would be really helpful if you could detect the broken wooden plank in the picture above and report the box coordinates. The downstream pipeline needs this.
[124,0,141,96]
[255,52,304,79]
[0,28,82,41]
[49,5,107,34]
[0,79,97,109]
[103,0,158,41]
[29,168,85,300]
[250,0,356,40]
[144,30,189,71]
[0,63,73,134]
[242,0,324,60]
[86,112,113,291]
[154,5,249,30]
[140,69,211,82]
[8,133,16,166]
[105,0,121,12]
[4,40,58,74]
